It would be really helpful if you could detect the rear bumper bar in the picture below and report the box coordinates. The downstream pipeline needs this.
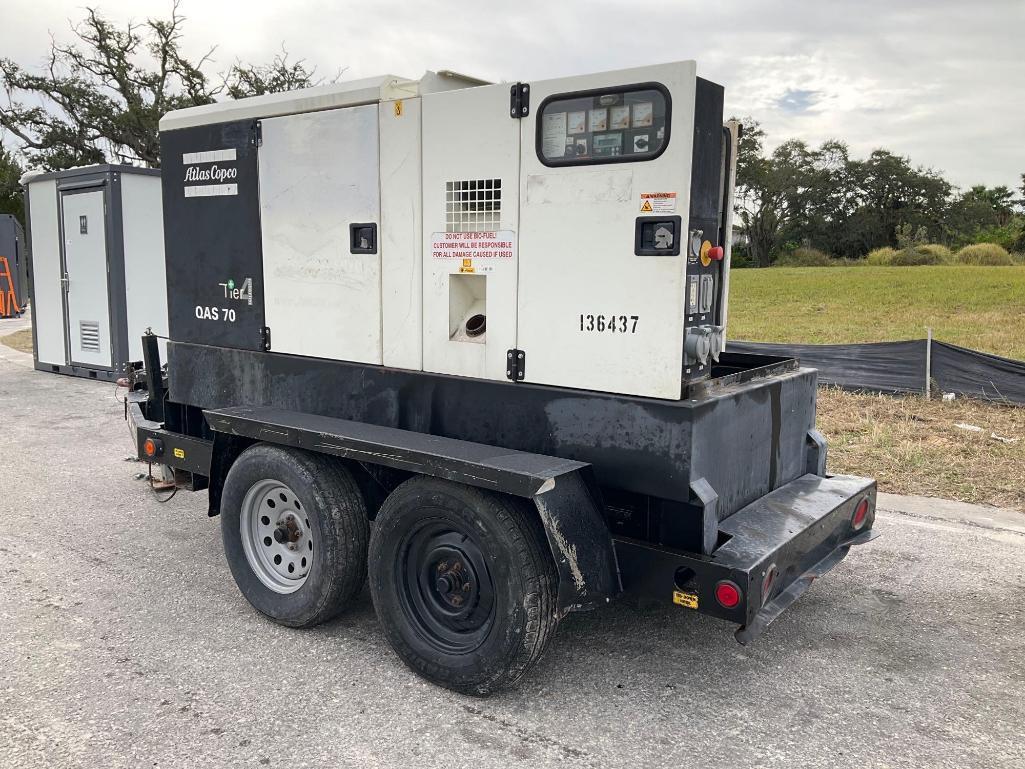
[614,474,877,643]
[126,391,213,476]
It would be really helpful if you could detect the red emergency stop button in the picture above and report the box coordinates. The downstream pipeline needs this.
[708,246,725,261]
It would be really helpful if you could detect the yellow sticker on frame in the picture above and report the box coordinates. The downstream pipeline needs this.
[673,590,698,609]
[173,447,185,459]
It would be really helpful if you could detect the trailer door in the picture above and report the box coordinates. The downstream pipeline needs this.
[259,105,382,363]
[516,63,698,399]
[61,189,112,368]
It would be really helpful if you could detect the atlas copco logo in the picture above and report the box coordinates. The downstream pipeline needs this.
[184,165,238,183]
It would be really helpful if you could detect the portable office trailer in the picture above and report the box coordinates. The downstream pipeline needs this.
[23,165,168,380]
[0,214,28,317]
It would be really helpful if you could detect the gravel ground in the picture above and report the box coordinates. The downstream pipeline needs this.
[1,342,1023,769]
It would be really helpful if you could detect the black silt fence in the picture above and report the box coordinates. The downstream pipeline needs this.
[726,339,1025,405]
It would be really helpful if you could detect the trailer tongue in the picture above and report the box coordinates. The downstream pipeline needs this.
[124,61,877,695]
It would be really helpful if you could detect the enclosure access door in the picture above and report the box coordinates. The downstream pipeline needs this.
[259,105,382,363]
[61,189,112,367]
[516,63,698,399]
[421,83,521,381]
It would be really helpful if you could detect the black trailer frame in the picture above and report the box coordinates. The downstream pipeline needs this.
[128,334,878,640]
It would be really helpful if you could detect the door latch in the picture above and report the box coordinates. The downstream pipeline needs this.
[349,223,377,254]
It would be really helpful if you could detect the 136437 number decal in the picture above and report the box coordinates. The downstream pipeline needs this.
[579,314,639,333]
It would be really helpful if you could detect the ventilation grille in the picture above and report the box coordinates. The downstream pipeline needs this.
[446,179,501,233]
[79,320,100,352]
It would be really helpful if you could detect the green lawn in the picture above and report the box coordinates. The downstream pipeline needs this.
[727,265,1025,360]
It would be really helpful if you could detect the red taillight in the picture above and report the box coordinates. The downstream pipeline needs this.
[142,437,162,458]
[852,498,870,530]
[715,580,742,609]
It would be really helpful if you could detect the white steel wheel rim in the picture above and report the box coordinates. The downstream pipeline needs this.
[240,479,314,594]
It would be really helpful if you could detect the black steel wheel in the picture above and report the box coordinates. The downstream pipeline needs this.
[369,477,559,695]
[221,444,369,628]
[398,520,496,654]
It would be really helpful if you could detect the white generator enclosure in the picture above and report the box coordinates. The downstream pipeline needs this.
[22,165,169,381]
[160,61,736,399]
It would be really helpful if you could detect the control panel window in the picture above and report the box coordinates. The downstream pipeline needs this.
[537,84,670,166]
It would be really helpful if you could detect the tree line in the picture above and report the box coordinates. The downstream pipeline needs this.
[734,122,1025,266]
[0,3,328,221]
[2,3,1022,265]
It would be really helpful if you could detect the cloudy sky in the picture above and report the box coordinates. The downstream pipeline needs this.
[2,0,1022,189]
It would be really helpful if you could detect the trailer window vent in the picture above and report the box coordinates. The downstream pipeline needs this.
[445,179,501,232]
[80,320,101,352]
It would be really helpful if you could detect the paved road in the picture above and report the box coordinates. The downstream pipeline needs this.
[1,343,1023,769]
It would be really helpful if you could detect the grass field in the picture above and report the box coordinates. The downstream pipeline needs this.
[817,388,1024,510]
[0,328,32,353]
[728,265,1025,360]
[0,328,33,353]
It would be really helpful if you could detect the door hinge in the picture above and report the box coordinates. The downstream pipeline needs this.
[261,326,271,352]
[253,120,263,147]
[509,83,530,118]
[506,349,525,381]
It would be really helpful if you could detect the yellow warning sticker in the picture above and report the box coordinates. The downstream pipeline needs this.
[173,447,185,459]
[673,590,699,609]
[640,191,677,213]
[459,258,474,273]
[394,100,403,117]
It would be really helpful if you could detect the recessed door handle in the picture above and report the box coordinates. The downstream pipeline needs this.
[349,223,378,254]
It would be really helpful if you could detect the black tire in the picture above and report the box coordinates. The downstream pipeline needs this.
[369,477,559,695]
[221,444,369,628]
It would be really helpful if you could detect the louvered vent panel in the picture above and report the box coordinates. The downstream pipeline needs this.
[79,320,101,352]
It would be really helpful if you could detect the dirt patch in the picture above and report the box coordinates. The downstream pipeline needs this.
[816,387,1025,511]
[1,328,33,353]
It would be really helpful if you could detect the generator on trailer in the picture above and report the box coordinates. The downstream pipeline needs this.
[126,61,878,695]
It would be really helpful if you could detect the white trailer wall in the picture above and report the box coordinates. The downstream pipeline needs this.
[120,173,168,360]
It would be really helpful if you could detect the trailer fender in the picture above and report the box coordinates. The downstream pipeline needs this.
[532,468,621,614]
[207,431,253,517]
[203,406,621,613]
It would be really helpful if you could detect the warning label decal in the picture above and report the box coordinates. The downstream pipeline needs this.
[639,192,677,214]
[431,231,516,260]
[672,590,698,609]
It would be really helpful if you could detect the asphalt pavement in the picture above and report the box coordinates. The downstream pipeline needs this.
[1,335,1023,769]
